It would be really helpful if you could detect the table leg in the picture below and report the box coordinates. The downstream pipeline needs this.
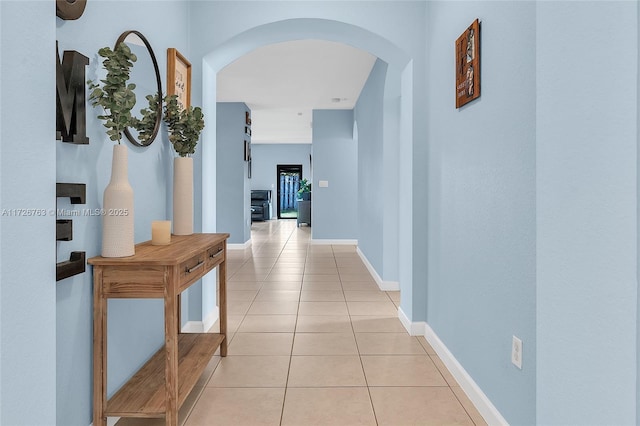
[219,254,227,357]
[93,267,107,426]
[177,293,182,334]
[165,291,179,426]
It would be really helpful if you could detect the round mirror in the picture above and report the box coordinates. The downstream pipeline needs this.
[115,30,163,147]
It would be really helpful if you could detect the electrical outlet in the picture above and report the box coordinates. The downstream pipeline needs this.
[511,335,523,369]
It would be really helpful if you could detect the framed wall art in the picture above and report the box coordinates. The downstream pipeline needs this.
[167,48,191,110]
[455,19,480,108]
[244,140,251,162]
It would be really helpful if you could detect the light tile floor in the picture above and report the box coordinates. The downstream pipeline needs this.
[117,220,486,426]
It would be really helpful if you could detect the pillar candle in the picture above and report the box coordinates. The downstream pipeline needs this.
[151,220,171,245]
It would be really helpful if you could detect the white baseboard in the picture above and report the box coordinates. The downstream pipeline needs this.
[181,308,219,333]
[411,318,508,426]
[203,308,219,332]
[228,239,252,250]
[181,321,204,333]
[424,323,508,425]
[310,239,358,245]
[90,417,120,426]
[357,247,400,291]
[398,306,426,336]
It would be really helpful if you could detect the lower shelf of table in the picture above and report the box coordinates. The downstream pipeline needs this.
[105,333,224,418]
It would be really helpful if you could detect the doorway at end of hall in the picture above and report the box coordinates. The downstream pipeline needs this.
[277,164,302,219]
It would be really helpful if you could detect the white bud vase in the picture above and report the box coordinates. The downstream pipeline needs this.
[102,144,135,257]
[173,156,193,235]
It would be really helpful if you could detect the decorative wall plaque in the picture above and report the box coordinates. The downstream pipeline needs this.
[455,19,481,108]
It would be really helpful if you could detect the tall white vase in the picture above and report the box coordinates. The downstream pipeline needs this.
[173,156,193,235]
[102,144,135,257]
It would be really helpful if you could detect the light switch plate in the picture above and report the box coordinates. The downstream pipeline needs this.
[319,180,329,187]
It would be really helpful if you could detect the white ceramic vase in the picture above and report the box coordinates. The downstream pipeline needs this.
[173,156,193,235]
[102,144,135,257]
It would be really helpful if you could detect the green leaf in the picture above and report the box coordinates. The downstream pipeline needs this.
[88,42,139,144]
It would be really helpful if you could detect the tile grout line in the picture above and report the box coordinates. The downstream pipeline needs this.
[279,222,306,426]
[337,244,380,426]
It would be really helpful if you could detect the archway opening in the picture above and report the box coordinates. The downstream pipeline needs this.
[197,17,413,327]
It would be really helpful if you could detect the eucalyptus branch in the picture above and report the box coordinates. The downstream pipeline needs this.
[163,94,205,157]
[135,93,161,145]
[87,43,137,144]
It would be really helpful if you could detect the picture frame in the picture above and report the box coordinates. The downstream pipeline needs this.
[455,19,480,108]
[167,48,192,110]
[244,140,251,161]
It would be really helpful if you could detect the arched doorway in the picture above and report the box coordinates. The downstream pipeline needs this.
[197,17,415,330]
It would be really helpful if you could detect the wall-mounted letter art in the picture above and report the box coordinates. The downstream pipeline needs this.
[56,183,87,281]
[56,42,89,144]
[455,19,481,108]
[167,48,192,110]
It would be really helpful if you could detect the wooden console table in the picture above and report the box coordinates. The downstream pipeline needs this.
[88,233,229,426]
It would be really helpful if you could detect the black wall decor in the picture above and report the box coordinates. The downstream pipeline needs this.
[57,219,73,241]
[56,42,89,144]
[56,183,86,281]
[56,0,87,20]
[56,182,86,204]
[57,252,86,281]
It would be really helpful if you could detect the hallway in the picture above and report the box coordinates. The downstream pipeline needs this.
[119,220,486,425]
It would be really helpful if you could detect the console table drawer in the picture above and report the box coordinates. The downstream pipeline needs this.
[206,242,225,269]
[179,252,207,288]
[102,266,166,298]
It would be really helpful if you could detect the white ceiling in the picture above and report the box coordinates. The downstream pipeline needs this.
[216,39,377,144]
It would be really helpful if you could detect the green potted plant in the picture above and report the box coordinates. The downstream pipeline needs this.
[297,178,311,201]
[87,43,138,257]
[163,94,205,235]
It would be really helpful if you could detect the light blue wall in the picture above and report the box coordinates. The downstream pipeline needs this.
[536,2,638,424]
[55,2,189,424]
[311,110,358,240]
[6,3,636,425]
[355,59,387,274]
[217,103,251,244]
[250,144,312,219]
[425,2,536,424]
[382,95,400,284]
[1,2,56,424]
[398,63,414,319]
